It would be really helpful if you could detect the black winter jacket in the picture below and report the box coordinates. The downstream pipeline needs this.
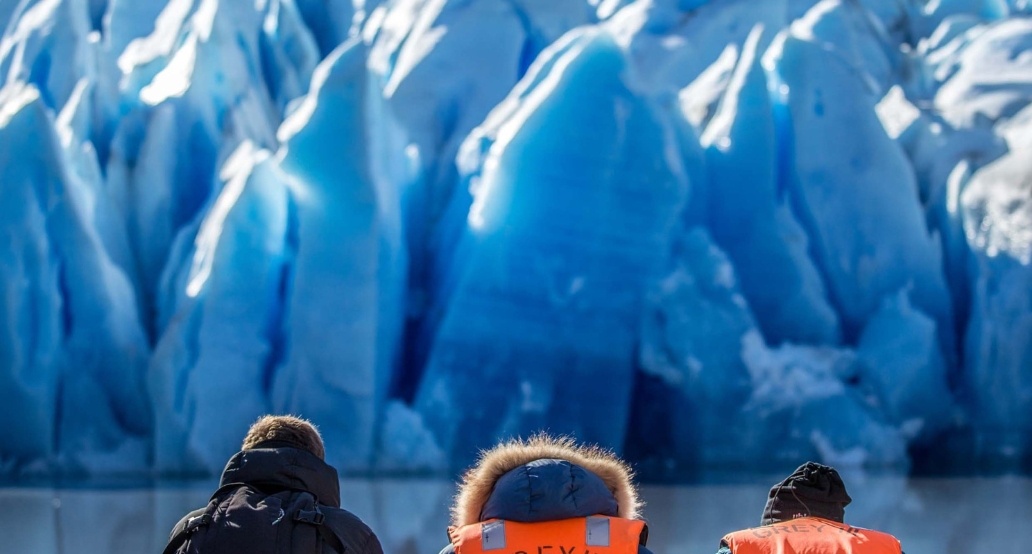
[166,444,383,554]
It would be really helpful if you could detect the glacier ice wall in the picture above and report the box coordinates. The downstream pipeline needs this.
[1,0,1031,478]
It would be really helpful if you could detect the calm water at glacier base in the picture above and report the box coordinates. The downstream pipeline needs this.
[2,475,1028,554]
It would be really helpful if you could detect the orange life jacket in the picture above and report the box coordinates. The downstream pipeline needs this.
[450,516,647,554]
[721,516,901,554]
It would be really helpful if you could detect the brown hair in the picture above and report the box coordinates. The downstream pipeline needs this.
[241,415,325,460]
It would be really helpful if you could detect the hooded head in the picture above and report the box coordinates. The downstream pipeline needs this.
[450,434,642,528]
[760,462,852,525]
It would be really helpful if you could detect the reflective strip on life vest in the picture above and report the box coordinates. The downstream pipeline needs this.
[451,516,645,554]
[586,516,609,546]
[482,520,506,550]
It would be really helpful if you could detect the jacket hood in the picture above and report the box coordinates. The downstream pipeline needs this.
[219,443,341,508]
[451,435,642,528]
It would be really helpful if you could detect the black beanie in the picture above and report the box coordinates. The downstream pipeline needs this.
[760,462,852,525]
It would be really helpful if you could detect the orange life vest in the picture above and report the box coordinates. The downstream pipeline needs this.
[450,516,646,554]
[721,516,901,554]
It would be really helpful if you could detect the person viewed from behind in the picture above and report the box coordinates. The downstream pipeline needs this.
[442,433,652,554]
[163,414,383,554]
[717,461,903,554]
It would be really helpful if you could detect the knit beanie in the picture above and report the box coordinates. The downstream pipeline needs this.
[760,462,852,525]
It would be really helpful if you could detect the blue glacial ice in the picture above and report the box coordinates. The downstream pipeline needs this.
[413,27,691,466]
[0,0,1031,478]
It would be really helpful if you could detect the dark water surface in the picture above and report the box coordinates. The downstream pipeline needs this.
[1,475,1028,553]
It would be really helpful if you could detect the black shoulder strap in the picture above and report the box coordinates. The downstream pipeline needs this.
[161,529,188,554]
[318,523,347,553]
[161,505,217,554]
[161,483,251,554]
[295,504,347,553]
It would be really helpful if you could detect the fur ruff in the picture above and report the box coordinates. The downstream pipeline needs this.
[451,434,642,527]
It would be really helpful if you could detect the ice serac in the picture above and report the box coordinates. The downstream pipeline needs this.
[57,77,139,299]
[368,0,596,374]
[0,85,62,469]
[701,25,839,346]
[274,38,406,473]
[695,3,955,448]
[855,291,953,444]
[149,142,288,473]
[766,17,955,350]
[739,330,908,469]
[636,228,757,468]
[0,84,151,473]
[369,0,528,327]
[413,28,690,467]
[635,226,911,472]
[794,0,899,95]
[0,0,95,111]
[608,0,792,96]
[934,17,1032,127]
[905,14,1032,466]
[110,0,315,336]
[958,103,1032,466]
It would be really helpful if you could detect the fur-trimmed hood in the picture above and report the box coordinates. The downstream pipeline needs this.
[450,434,643,528]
